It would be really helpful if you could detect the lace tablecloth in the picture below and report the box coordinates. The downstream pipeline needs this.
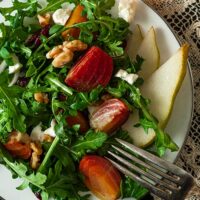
[144,0,200,199]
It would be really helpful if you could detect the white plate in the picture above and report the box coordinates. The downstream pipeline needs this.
[0,1,193,200]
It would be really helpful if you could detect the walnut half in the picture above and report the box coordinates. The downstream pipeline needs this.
[30,142,43,170]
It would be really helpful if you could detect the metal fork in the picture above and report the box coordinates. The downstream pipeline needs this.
[107,139,194,200]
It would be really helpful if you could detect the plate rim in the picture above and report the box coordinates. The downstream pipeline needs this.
[140,0,194,164]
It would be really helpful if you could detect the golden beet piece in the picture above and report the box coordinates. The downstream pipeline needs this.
[62,5,87,39]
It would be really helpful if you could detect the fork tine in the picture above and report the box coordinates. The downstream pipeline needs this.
[111,145,180,183]
[108,150,179,192]
[116,139,187,180]
[106,157,171,200]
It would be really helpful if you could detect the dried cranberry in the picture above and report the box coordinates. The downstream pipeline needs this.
[27,25,51,48]
[40,24,51,36]
[34,37,42,47]
[27,32,40,44]
[58,93,67,101]
[17,77,29,87]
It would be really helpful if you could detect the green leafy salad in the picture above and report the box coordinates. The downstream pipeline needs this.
[0,0,179,200]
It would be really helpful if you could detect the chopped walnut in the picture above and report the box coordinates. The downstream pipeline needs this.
[63,40,88,52]
[52,50,74,68]
[42,134,54,143]
[34,92,49,104]
[37,14,51,27]
[30,142,43,170]
[9,131,31,144]
[46,46,63,59]
[30,152,40,170]
[30,142,43,156]
[46,40,88,68]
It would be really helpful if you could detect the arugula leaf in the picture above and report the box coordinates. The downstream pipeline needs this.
[65,16,130,55]
[49,25,64,35]
[106,41,124,57]
[0,0,40,16]
[70,86,104,111]
[98,128,133,156]
[45,74,73,96]
[38,136,60,173]
[71,130,108,159]
[18,45,32,58]
[132,55,145,73]
[0,72,26,134]
[0,47,13,65]
[40,151,88,200]
[0,103,14,143]
[54,144,75,170]
[26,52,47,77]
[121,177,148,199]
[0,24,6,47]
[0,47,11,60]
[0,144,47,190]
[45,161,80,199]
[80,0,115,19]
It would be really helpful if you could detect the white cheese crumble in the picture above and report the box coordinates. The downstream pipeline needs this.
[0,60,6,74]
[119,0,137,22]
[30,123,43,142]
[115,69,138,85]
[43,119,57,137]
[30,120,56,142]
[52,8,72,26]
[8,55,23,74]
[110,0,137,23]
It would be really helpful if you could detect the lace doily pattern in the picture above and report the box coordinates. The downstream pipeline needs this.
[144,0,200,198]
[144,0,197,16]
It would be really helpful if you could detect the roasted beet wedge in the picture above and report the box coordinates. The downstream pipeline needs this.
[66,111,89,133]
[80,155,121,200]
[4,142,32,160]
[90,98,129,134]
[62,5,87,39]
[65,46,113,92]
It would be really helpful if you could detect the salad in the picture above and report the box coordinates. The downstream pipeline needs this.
[0,0,186,200]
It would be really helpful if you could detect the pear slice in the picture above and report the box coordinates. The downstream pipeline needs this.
[126,24,143,60]
[137,27,160,80]
[123,44,189,147]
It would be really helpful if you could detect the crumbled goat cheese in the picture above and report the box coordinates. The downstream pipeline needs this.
[118,0,137,22]
[110,0,137,23]
[30,123,44,142]
[31,120,56,142]
[8,55,23,74]
[115,69,138,85]
[52,8,72,26]
[43,119,56,137]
